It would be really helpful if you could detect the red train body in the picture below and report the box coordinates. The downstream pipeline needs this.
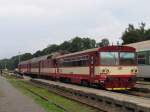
[18,45,138,90]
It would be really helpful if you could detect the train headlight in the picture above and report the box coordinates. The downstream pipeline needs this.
[101,68,110,74]
[131,69,138,74]
[134,69,138,73]
[102,69,105,73]
[106,69,110,73]
[131,69,134,73]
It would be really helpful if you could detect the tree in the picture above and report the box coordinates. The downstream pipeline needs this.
[21,53,32,61]
[69,37,84,52]
[96,38,109,47]
[68,37,96,52]
[59,41,71,51]
[0,37,103,70]
[121,22,150,44]
[82,38,96,49]
[33,50,43,57]
[42,44,59,55]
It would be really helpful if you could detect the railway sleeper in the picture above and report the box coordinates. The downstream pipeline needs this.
[31,79,150,112]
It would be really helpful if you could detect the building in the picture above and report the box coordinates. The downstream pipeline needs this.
[127,40,150,79]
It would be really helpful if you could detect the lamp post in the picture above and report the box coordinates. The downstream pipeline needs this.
[18,52,21,64]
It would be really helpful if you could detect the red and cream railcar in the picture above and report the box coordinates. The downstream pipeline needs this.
[18,45,138,90]
[18,60,29,74]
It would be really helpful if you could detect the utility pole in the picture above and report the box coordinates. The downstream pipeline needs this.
[117,41,120,45]
[5,61,6,69]
[4,60,7,70]
[18,52,21,64]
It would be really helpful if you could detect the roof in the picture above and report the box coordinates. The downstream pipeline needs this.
[56,45,135,58]
[56,47,99,58]
[19,60,30,65]
[126,40,150,52]
[19,45,135,65]
[19,48,100,64]
[19,52,62,65]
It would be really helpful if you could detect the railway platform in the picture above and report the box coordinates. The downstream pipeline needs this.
[31,78,150,112]
[135,81,150,93]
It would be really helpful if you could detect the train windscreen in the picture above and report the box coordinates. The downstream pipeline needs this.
[100,52,119,65]
[120,52,136,65]
[100,52,136,65]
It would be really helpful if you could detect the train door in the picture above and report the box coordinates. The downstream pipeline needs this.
[90,55,95,78]
[18,65,21,73]
[39,61,41,75]
[29,63,31,73]
[53,59,59,78]
[27,64,29,73]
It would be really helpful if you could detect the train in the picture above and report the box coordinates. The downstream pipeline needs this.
[127,40,150,80]
[18,45,138,90]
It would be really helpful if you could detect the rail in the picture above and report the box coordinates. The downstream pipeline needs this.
[30,79,150,112]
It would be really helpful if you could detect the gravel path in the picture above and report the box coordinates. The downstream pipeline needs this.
[0,76,46,112]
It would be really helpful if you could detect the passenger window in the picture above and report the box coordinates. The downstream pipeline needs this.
[149,54,150,65]
[137,53,146,64]
[59,55,89,67]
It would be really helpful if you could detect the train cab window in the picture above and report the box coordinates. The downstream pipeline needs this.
[137,53,146,65]
[100,52,119,65]
[120,52,136,65]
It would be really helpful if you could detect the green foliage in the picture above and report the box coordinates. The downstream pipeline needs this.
[82,38,96,49]
[20,53,32,61]
[2,22,150,70]
[7,76,99,112]
[33,50,44,57]
[59,37,96,52]
[59,41,71,51]
[122,23,150,44]
[32,37,97,55]
[69,37,85,52]
[0,53,32,70]
[43,44,59,55]
[0,37,108,70]
[96,38,110,47]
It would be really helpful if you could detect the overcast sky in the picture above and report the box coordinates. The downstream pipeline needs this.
[0,0,150,59]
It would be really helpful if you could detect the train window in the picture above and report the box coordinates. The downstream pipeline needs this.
[137,53,146,64]
[120,52,136,65]
[149,54,150,65]
[58,55,89,67]
[100,52,119,65]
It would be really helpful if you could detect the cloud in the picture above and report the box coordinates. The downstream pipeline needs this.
[0,0,150,58]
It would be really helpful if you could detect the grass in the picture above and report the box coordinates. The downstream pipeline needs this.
[5,75,100,112]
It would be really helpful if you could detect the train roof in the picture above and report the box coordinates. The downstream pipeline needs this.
[19,60,30,65]
[56,45,135,58]
[126,40,150,52]
[56,47,99,58]
[19,45,135,65]
[19,52,62,65]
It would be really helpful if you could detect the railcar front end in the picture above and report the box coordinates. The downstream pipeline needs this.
[96,46,138,90]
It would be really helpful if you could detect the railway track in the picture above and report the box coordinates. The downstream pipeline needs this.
[29,78,150,112]
[136,81,150,85]
[20,84,70,112]
[29,82,106,112]
[22,75,150,99]
[112,82,150,98]
[115,89,150,99]
[11,75,150,112]
[22,75,150,96]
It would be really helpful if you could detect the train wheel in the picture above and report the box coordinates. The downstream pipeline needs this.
[81,80,90,87]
